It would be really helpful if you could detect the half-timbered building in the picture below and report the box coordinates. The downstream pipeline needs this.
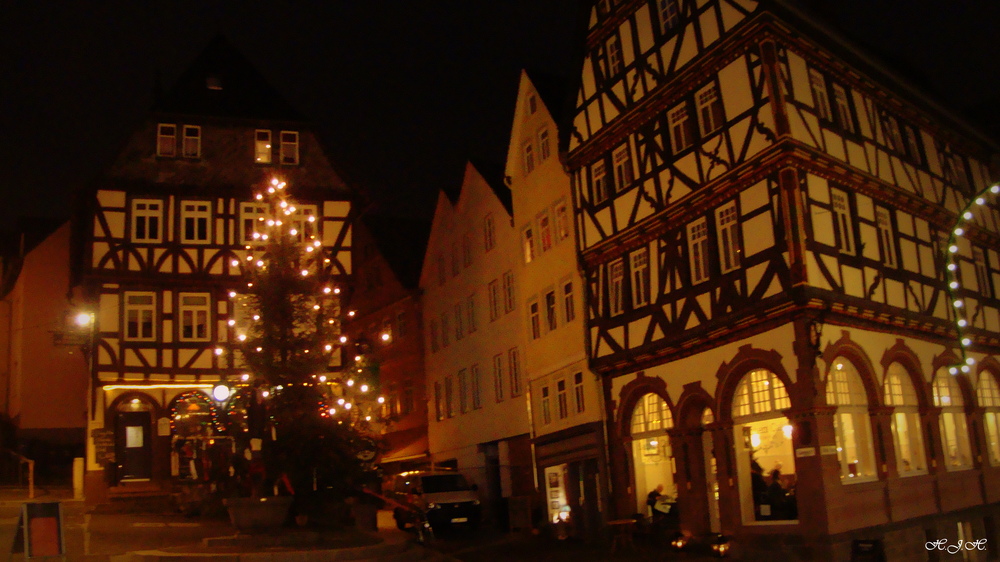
[73,37,353,502]
[567,0,1000,558]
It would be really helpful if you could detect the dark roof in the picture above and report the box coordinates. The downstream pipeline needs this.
[154,35,303,122]
[361,214,431,290]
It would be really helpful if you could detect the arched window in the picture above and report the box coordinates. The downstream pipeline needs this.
[884,363,926,475]
[826,358,876,481]
[630,393,676,516]
[731,369,796,522]
[933,372,972,470]
[977,371,1000,467]
[171,391,214,437]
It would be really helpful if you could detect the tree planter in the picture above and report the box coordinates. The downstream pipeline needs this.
[224,496,294,533]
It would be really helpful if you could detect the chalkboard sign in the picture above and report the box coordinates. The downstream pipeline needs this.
[92,428,115,464]
[12,502,65,558]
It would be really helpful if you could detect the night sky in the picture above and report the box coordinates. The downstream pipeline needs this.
[2,1,999,225]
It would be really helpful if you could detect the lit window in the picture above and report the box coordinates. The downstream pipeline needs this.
[255,130,272,163]
[289,205,317,243]
[557,379,569,419]
[131,199,163,243]
[884,363,926,475]
[522,226,536,264]
[541,386,552,424]
[657,0,679,34]
[434,382,443,421]
[977,372,1000,466]
[509,348,522,397]
[124,292,156,341]
[563,281,575,323]
[876,208,896,267]
[934,372,973,470]
[809,69,831,120]
[484,213,496,251]
[529,301,541,340]
[732,369,790,418]
[668,103,694,152]
[608,258,625,315]
[606,36,623,75]
[178,293,210,341]
[156,124,176,157]
[471,364,482,409]
[458,369,468,414]
[592,161,610,204]
[182,125,201,158]
[830,188,855,254]
[631,249,650,307]
[574,372,585,414]
[539,212,553,253]
[688,218,709,284]
[445,376,454,418]
[832,85,854,133]
[827,359,876,481]
[466,294,477,334]
[502,271,515,313]
[279,131,299,164]
[716,202,741,273]
[523,141,535,174]
[696,84,725,136]
[239,203,267,244]
[554,201,570,241]
[545,291,557,331]
[180,201,211,244]
[613,145,633,193]
[488,279,501,321]
[538,128,551,161]
[494,354,504,402]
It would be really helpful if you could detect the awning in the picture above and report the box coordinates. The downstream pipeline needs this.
[380,427,428,465]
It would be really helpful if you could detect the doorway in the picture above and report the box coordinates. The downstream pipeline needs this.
[114,397,154,481]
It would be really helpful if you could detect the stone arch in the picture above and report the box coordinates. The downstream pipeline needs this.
[107,391,160,417]
[931,350,976,411]
[715,344,791,424]
[675,382,716,432]
[820,331,881,407]
[975,356,1000,408]
[880,339,931,409]
[615,372,674,441]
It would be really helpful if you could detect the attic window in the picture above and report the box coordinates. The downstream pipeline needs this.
[280,131,299,165]
[528,94,537,115]
[206,76,223,90]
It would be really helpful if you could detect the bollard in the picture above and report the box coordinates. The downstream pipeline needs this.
[73,458,85,500]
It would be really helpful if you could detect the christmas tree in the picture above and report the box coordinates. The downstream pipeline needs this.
[228,177,384,503]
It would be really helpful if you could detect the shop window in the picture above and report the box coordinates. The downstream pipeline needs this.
[827,359,876,481]
[630,393,676,517]
[884,363,926,474]
[933,372,973,470]
[977,371,1000,466]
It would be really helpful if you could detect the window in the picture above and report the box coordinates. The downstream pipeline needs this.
[463,233,473,267]
[458,369,469,414]
[539,212,553,253]
[523,141,535,174]
[288,206,317,243]
[541,386,552,425]
[827,359,876,481]
[430,319,439,352]
[493,354,504,402]
[732,369,791,418]
[445,376,454,418]
[557,379,569,419]
[933,372,973,470]
[396,311,407,339]
[440,312,450,347]
[484,214,496,251]
[544,291,557,331]
[509,348,522,396]
[592,161,610,204]
[182,125,201,158]
[466,295,477,334]
[180,201,211,244]
[688,218,709,284]
[613,145,633,193]
[471,364,483,409]
[279,131,300,164]
[832,85,854,133]
[883,114,904,154]
[255,130,272,163]
[884,363,926,475]
[668,104,694,152]
[809,69,831,120]
[528,93,538,115]
[488,279,501,321]
[157,124,176,157]
[657,0,680,34]
[606,36,623,75]
[503,271,515,313]
[875,207,896,267]
[574,372,585,414]
[563,281,576,323]
[437,253,447,286]
[434,382,443,421]
[529,301,541,340]
[904,126,923,165]
[124,292,156,341]
[554,201,570,241]
[131,199,163,243]
[522,226,536,264]
[696,84,725,136]
[538,128,551,161]
[454,303,464,340]
[977,372,1000,466]
[830,188,855,254]
[716,202,741,273]
[239,203,266,244]
[974,247,993,299]
[451,244,460,277]
[608,258,625,315]
[631,249,650,307]
[178,293,210,341]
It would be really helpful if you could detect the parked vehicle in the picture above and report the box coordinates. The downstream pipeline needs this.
[383,470,481,534]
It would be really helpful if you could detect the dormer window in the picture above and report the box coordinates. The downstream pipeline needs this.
[156,124,176,157]
[255,130,272,163]
[280,131,299,165]
[182,125,201,158]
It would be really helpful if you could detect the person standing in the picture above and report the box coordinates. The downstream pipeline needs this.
[646,484,665,520]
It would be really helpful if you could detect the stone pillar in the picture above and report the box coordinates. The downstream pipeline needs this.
[870,406,897,478]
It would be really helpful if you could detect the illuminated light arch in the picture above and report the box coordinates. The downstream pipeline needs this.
[944,182,1000,375]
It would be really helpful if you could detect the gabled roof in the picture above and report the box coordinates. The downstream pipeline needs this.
[469,159,512,216]
[154,35,303,122]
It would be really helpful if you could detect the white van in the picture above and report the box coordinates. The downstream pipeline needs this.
[384,470,481,533]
